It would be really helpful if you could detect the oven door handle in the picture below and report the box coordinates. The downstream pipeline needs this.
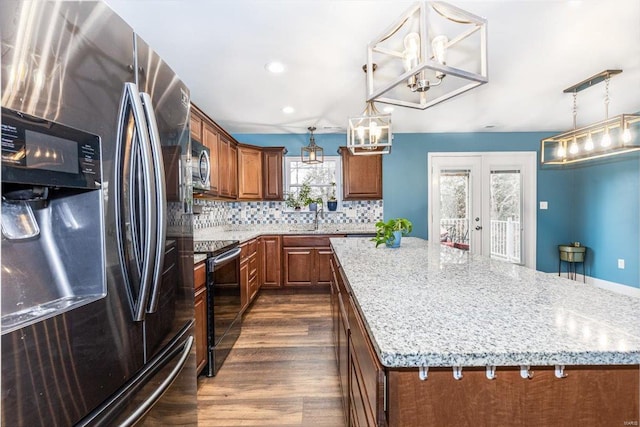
[210,247,241,267]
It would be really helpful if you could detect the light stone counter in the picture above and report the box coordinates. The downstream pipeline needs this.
[331,237,640,368]
[192,224,375,264]
[194,224,376,243]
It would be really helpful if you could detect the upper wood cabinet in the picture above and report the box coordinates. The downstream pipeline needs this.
[237,144,263,200]
[217,135,238,199]
[262,147,286,200]
[339,147,383,200]
[191,103,237,200]
[190,111,203,142]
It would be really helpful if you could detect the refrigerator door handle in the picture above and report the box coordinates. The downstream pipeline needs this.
[115,82,158,322]
[120,335,193,426]
[140,92,167,314]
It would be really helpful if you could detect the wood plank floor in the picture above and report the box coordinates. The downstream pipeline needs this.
[197,291,346,426]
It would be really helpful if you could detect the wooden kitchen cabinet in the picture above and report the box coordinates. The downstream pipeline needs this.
[331,252,385,426]
[190,109,203,142]
[229,143,238,199]
[330,256,350,425]
[339,146,383,200]
[194,261,207,375]
[262,147,286,200]
[240,239,259,313]
[260,235,282,289]
[219,136,231,198]
[191,103,238,200]
[349,293,386,427]
[237,144,263,200]
[281,235,343,287]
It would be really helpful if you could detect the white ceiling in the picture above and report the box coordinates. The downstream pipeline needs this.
[105,0,640,135]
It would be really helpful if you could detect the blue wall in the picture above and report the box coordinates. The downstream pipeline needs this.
[235,132,639,289]
[570,155,640,288]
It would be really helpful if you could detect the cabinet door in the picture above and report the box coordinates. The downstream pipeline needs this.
[248,252,258,302]
[237,145,263,200]
[262,148,285,200]
[338,292,350,422]
[194,262,207,374]
[283,247,314,286]
[194,286,207,374]
[229,143,238,199]
[190,110,203,142]
[261,236,282,288]
[349,296,385,427]
[340,147,382,200]
[240,259,249,313]
[203,123,220,195]
[219,137,230,197]
[316,248,333,286]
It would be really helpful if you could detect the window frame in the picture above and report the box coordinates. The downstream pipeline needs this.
[284,156,342,210]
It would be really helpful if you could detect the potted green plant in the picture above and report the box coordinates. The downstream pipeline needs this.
[371,218,413,248]
[327,182,338,211]
[285,181,313,211]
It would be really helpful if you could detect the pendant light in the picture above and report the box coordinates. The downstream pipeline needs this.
[301,126,323,164]
[541,69,640,165]
[347,64,392,155]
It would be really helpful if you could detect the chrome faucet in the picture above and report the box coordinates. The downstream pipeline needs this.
[314,204,324,231]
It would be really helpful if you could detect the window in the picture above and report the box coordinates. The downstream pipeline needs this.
[284,156,341,204]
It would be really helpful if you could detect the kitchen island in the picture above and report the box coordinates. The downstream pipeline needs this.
[330,237,640,426]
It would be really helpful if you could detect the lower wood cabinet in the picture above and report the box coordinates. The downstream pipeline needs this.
[194,261,207,374]
[260,235,282,288]
[331,256,350,425]
[240,238,259,313]
[331,253,386,427]
[282,235,344,287]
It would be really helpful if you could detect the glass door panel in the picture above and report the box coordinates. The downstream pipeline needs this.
[439,169,471,251]
[490,170,522,263]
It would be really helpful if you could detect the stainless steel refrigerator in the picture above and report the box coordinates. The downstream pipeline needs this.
[0,1,197,425]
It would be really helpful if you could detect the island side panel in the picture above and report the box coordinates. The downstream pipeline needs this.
[387,365,640,427]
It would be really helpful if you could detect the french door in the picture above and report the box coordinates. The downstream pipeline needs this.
[428,152,537,268]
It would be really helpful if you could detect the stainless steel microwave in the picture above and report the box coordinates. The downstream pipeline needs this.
[191,140,210,192]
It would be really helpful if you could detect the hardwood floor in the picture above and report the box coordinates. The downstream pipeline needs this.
[197,291,346,426]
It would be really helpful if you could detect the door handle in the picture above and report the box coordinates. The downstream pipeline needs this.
[475,226,483,230]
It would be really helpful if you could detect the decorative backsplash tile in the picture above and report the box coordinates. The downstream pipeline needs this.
[191,199,383,229]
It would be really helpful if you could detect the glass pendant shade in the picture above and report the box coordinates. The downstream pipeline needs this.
[301,127,323,164]
[347,102,392,155]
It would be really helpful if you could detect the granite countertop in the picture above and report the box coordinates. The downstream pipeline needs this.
[331,237,640,368]
[192,224,376,264]
[194,224,376,244]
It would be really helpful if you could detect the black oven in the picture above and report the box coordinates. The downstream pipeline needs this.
[194,240,242,377]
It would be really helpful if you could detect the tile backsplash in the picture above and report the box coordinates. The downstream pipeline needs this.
[191,199,383,230]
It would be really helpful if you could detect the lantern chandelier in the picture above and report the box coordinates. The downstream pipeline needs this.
[347,64,392,155]
[541,69,640,165]
[301,126,323,164]
[365,1,488,110]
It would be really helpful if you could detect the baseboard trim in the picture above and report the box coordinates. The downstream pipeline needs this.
[574,273,640,298]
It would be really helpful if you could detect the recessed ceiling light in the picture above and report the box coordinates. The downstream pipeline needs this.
[383,106,394,113]
[282,106,295,114]
[265,61,285,73]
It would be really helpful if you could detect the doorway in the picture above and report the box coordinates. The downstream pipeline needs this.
[428,152,537,268]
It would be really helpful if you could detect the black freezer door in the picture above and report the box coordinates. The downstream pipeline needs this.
[0,2,144,425]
